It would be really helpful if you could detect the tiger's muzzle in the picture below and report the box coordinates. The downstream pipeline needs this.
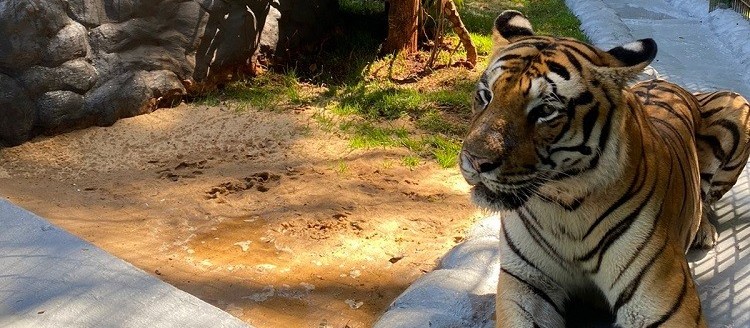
[460,150,539,211]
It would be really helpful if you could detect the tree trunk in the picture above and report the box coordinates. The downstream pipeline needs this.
[442,0,477,67]
[382,0,420,54]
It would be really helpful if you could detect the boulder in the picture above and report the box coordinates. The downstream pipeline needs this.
[0,0,338,146]
[0,74,35,146]
[37,91,86,132]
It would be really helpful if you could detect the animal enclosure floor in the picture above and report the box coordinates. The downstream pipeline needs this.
[0,103,481,328]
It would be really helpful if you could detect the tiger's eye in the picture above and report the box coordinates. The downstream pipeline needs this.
[528,104,556,123]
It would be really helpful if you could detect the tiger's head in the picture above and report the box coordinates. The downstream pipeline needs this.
[460,10,657,212]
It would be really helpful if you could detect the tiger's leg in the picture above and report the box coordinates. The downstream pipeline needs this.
[496,266,566,328]
[693,91,750,248]
[611,246,706,328]
[496,221,567,328]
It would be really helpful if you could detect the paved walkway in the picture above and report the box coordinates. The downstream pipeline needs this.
[0,199,250,328]
[570,0,750,95]
[376,1,750,327]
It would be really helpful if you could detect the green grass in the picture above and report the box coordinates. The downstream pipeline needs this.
[332,80,472,124]
[416,110,467,136]
[425,135,462,168]
[520,0,588,40]
[349,123,410,148]
[316,29,381,86]
[402,155,421,169]
[459,3,499,34]
[191,70,307,112]
[458,0,587,57]
[338,85,424,119]
[334,158,349,174]
[312,111,338,132]
[425,79,475,107]
[344,120,463,169]
[192,91,221,107]
[470,33,494,56]
[224,83,280,111]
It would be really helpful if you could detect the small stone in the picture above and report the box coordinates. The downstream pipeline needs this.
[344,299,363,309]
[233,240,252,252]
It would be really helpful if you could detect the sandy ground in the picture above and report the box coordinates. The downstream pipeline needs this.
[0,103,481,327]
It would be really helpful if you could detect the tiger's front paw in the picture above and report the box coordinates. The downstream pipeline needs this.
[692,218,718,249]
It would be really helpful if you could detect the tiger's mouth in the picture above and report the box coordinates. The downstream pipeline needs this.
[471,182,538,211]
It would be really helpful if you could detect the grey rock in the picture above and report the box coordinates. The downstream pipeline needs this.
[0,0,72,71]
[84,72,153,126]
[259,6,281,55]
[141,70,187,107]
[20,59,97,96]
[194,1,268,82]
[44,22,89,67]
[0,0,339,146]
[66,0,108,27]
[37,91,86,131]
[0,74,35,146]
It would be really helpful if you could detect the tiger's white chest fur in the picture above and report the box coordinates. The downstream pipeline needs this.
[500,195,664,291]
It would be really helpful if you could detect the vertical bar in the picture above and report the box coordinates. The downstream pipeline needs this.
[718,0,750,19]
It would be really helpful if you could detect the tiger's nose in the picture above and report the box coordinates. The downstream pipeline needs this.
[461,150,502,173]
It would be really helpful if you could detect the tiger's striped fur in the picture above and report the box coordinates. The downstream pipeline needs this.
[459,11,750,327]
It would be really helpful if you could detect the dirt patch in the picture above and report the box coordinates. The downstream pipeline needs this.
[0,103,481,327]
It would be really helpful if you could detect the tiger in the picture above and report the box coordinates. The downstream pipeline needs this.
[459,10,750,328]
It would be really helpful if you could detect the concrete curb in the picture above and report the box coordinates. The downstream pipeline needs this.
[0,199,250,328]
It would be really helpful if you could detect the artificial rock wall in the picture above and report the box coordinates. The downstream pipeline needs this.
[0,0,337,146]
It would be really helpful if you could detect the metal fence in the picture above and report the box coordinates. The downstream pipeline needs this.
[710,0,750,18]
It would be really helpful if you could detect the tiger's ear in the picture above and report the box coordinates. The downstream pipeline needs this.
[606,39,657,67]
[595,39,658,84]
[492,10,534,51]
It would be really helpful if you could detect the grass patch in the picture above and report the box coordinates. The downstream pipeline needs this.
[191,70,309,112]
[519,0,587,40]
[349,123,410,148]
[338,85,424,119]
[192,91,221,107]
[416,110,467,136]
[470,33,494,56]
[346,120,463,169]
[334,158,349,174]
[402,155,421,169]
[320,0,583,168]
[311,111,338,132]
[425,135,462,168]
[224,83,280,111]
